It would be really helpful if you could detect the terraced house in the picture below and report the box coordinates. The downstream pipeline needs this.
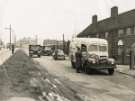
[77,6,135,64]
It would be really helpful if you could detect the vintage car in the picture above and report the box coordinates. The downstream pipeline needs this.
[29,45,42,57]
[41,46,53,56]
[52,49,65,60]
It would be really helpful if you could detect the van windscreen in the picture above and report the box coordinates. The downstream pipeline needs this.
[99,46,107,52]
[88,45,98,52]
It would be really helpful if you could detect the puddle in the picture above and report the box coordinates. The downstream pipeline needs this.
[6,97,36,101]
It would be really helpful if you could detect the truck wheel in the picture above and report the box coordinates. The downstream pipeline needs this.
[71,61,76,68]
[76,68,80,73]
[29,54,32,57]
[108,69,114,75]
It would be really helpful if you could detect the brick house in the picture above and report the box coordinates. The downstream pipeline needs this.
[77,6,135,64]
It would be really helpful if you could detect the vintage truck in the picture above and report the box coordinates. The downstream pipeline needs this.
[29,45,42,57]
[69,38,116,75]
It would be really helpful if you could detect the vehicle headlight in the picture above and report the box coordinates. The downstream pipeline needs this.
[88,54,99,64]
[108,58,115,64]
[88,58,96,64]
[30,51,33,53]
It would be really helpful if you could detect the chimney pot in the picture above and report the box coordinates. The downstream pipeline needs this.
[92,15,98,24]
[111,6,118,17]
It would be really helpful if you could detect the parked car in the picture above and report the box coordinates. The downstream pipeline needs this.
[41,46,53,56]
[52,49,65,60]
[29,45,42,57]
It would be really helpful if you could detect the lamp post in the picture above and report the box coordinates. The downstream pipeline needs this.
[118,40,124,64]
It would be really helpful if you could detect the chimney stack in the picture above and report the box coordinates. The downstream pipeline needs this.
[92,15,98,24]
[111,6,118,17]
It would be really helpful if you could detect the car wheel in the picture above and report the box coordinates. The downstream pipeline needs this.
[63,57,65,60]
[108,68,114,75]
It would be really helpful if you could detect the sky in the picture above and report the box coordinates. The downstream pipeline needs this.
[0,0,135,44]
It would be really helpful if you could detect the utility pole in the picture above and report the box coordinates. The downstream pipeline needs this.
[35,35,38,45]
[9,24,11,47]
[5,24,12,49]
[63,34,65,53]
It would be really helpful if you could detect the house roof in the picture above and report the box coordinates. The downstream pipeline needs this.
[78,9,135,37]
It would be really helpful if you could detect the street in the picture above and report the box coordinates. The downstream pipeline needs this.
[1,1,135,101]
[0,49,135,101]
[35,55,135,101]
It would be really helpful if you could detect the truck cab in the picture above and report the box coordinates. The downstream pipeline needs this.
[29,45,42,57]
[69,38,116,75]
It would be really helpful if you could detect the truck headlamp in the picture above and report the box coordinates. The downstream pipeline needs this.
[108,58,115,64]
[30,51,33,53]
[88,58,96,64]
[88,54,99,64]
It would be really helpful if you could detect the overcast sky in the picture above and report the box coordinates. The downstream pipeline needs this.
[0,0,135,44]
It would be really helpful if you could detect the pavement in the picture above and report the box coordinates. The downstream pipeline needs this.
[116,65,135,77]
[0,49,11,65]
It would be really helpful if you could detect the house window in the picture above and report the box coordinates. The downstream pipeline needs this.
[125,48,130,56]
[105,32,109,38]
[118,47,122,56]
[118,29,124,37]
[131,27,134,35]
[100,33,105,38]
[126,28,131,35]
[134,27,135,34]
[96,33,99,38]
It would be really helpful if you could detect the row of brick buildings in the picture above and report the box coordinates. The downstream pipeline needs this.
[77,6,135,64]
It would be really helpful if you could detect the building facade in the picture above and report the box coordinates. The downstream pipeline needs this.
[77,6,135,64]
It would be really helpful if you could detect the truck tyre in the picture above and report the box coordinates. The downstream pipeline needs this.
[76,67,80,73]
[29,54,32,57]
[108,68,114,75]
[71,61,76,68]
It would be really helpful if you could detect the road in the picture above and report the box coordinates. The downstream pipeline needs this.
[34,55,135,101]
[0,49,135,101]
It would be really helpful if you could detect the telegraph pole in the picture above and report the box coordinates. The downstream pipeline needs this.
[63,34,65,53]
[9,24,12,48]
[5,24,12,49]
[35,35,38,45]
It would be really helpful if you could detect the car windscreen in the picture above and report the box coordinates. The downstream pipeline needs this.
[44,47,51,51]
[58,50,64,55]
[31,46,40,51]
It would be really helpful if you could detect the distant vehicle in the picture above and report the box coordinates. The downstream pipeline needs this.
[52,49,65,60]
[6,43,11,49]
[29,45,42,57]
[69,38,116,75]
[41,46,53,56]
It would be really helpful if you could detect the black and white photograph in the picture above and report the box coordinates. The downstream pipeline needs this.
[0,0,135,101]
